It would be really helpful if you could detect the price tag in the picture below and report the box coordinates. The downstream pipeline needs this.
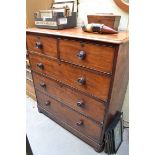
[35,21,57,26]
[58,18,67,25]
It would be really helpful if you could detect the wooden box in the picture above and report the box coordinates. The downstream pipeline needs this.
[87,14,121,30]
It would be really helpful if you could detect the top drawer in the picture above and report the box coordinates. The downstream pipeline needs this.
[26,33,57,58]
[59,39,115,73]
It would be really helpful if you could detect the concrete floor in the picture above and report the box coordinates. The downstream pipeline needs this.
[26,96,129,155]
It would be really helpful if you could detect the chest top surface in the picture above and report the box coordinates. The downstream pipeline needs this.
[26,27,129,44]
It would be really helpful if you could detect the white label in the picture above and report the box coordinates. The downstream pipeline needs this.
[58,18,67,25]
[35,21,57,26]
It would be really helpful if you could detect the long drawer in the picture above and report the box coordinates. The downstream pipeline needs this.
[26,33,57,58]
[59,39,114,73]
[29,53,111,101]
[36,90,102,142]
[32,72,106,123]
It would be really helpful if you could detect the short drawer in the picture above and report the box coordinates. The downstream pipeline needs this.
[29,53,111,101]
[59,39,114,73]
[26,33,57,58]
[36,90,102,142]
[32,72,106,123]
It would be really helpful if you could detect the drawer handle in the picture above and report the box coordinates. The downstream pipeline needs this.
[77,51,86,60]
[76,120,83,126]
[77,77,86,85]
[45,100,50,106]
[40,82,46,88]
[35,41,43,49]
[77,100,85,107]
[36,63,44,69]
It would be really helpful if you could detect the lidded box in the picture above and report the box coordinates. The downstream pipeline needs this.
[87,13,121,30]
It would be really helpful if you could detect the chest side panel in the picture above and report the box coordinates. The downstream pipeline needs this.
[104,42,129,129]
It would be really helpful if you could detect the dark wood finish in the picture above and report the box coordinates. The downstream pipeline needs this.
[59,39,114,73]
[26,28,129,152]
[26,33,57,58]
[36,90,102,143]
[104,42,129,129]
[32,72,106,123]
[29,53,111,101]
[87,14,121,30]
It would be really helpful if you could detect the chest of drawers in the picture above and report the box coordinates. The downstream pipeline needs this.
[26,28,129,152]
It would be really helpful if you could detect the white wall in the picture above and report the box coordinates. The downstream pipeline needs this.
[56,0,129,30]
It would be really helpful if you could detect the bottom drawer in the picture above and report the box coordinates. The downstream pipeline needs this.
[36,90,102,142]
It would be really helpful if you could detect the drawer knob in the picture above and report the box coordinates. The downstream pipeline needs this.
[77,51,86,60]
[36,63,44,69]
[45,100,50,106]
[77,77,86,85]
[35,41,43,49]
[76,120,83,126]
[40,82,46,88]
[77,100,85,107]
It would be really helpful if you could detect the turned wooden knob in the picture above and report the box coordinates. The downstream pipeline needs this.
[45,100,50,106]
[76,120,83,126]
[36,63,44,69]
[35,41,43,49]
[77,77,86,85]
[77,51,86,60]
[77,100,85,107]
[40,82,46,88]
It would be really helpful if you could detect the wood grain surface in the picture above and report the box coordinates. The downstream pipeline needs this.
[26,28,129,152]
[29,53,111,101]
[36,90,102,143]
[59,39,114,73]
[27,33,57,58]
[26,27,129,44]
[32,72,106,123]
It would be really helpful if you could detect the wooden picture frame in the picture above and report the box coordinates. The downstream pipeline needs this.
[114,0,129,13]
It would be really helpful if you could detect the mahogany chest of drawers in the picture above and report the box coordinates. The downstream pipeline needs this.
[26,28,129,152]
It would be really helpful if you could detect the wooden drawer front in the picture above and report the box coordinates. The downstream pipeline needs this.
[59,39,114,73]
[32,72,105,122]
[36,90,102,142]
[26,34,57,58]
[29,54,111,101]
